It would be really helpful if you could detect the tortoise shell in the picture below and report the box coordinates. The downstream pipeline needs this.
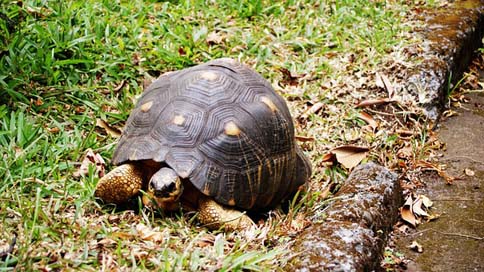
[112,58,311,210]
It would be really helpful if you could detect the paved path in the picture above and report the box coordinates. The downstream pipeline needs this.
[395,71,484,271]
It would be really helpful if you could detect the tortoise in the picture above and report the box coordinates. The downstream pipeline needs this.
[95,58,311,230]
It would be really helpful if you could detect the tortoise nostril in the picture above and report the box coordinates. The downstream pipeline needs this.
[154,182,176,198]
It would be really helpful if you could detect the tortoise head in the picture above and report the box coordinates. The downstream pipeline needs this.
[144,167,183,210]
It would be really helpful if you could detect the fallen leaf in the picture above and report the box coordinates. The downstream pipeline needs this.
[412,197,429,217]
[400,195,416,227]
[113,80,126,92]
[47,127,60,134]
[295,135,315,142]
[408,241,423,253]
[442,109,458,118]
[355,98,391,108]
[464,168,475,176]
[35,98,44,106]
[397,145,413,159]
[111,231,133,240]
[330,145,369,169]
[358,111,378,130]
[420,195,433,208]
[320,185,332,199]
[280,67,305,85]
[97,238,117,248]
[206,31,225,45]
[194,234,215,248]
[300,102,325,120]
[375,72,395,98]
[425,213,441,222]
[73,148,106,178]
[96,119,122,138]
[415,160,455,184]
[396,129,414,137]
[136,224,165,243]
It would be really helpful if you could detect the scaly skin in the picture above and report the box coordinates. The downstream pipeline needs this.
[198,195,255,231]
[94,163,143,204]
[95,164,255,231]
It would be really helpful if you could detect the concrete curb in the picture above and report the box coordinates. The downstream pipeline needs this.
[403,2,484,119]
[287,2,484,271]
[287,163,400,271]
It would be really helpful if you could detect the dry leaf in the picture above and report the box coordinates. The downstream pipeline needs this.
[375,72,394,98]
[300,102,325,120]
[321,152,336,166]
[358,111,378,130]
[280,67,305,85]
[194,234,215,248]
[136,224,165,243]
[396,129,414,137]
[113,80,126,92]
[206,31,225,45]
[97,238,117,248]
[47,127,60,134]
[320,185,332,199]
[96,119,122,138]
[73,148,106,178]
[400,195,416,227]
[330,145,369,169]
[295,135,315,142]
[355,98,391,108]
[464,168,475,176]
[420,195,433,208]
[111,231,133,240]
[408,241,423,253]
[425,213,441,222]
[412,197,429,217]
[415,160,455,184]
[397,145,413,159]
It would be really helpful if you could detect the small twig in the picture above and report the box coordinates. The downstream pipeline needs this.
[432,198,474,201]
[408,228,434,236]
[434,231,483,241]
[23,177,64,195]
[366,108,394,116]
[443,156,484,164]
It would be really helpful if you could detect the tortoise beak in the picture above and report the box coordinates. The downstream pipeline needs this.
[148,167,183,202]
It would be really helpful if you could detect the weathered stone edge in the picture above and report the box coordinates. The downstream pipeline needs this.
[287,3,484,270]
[405,3,484,119]
[287,162,401,271]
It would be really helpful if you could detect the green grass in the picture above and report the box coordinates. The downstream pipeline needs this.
[1,0,441,270]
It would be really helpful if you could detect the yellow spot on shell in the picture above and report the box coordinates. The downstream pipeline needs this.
[173,114,185,125]
[260,96,277,112]
[201,71,218,81]
[140,101,153,112]
[224,121,240,136]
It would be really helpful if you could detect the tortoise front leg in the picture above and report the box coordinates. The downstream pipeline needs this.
[95,163,143,205]
[198,196,255,231]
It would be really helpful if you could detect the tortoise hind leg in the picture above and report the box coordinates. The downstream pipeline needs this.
[198,196,255,231]
[95,163,143,205]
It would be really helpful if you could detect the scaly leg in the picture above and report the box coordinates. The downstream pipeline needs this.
[95,163,143,205]
[198,196,255,231]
